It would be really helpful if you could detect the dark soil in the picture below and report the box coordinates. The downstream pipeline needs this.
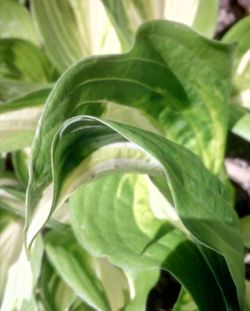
[215,0,249,38]
[146,272,181,311]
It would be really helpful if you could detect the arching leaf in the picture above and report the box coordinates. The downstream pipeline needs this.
[27,116,244,309]
[27,21,232,217]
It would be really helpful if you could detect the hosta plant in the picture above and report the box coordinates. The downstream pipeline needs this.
[0,1,250,310]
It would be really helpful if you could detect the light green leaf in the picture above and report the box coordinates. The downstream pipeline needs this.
[232,112,250,142]
[32,0,121,72]
[124,269,159,311]
[246,280,250,311]
[70,174,176,269]
[1,233,43,311]
[0,0,38,44]
[0,186,26,217]
[0,210,23,301]
[36,257,95,311]
[173,287,197,311]
[95,258,129,311]
[70,170,241,310]
[0,87,51,152]
[165,0,218,37]
[0,105,43,152]
[44,228,111,311]
[223,16,250,109]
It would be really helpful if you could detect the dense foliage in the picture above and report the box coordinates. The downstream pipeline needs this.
[0,1,249,310]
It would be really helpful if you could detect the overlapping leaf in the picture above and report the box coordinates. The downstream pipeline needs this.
[124,269,159,311]
[25,20,243,310]
[70,172,240,310]
[1,3,246,310]
[102,0,218,46]
[27,115,244,309]
[0,39,55,151]
[27,21,232,233]
[44,228,111,311]
[36,258,97,311]
[1,230,43,311]
[0,38,56,101]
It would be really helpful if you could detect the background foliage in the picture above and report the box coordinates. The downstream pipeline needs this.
[0,1,249,310]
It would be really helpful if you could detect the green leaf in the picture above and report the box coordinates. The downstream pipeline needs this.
[173,287,197,311]
[27,21,232,218]
[0,86,52,113]
[0,87,51,152]
[240,215,250,248]
[0,166,26,216]
[12,149,30,187]
[246,280,250,311]
[0,0,38,44]
[69,171,240,310]
[0,38,57,102]
[232,112,250,142]
[44,228,111,311]
[32,0,121,72]
[36,257,95,311]
[26,20,241,308]
[182,0,218,37]
[27,115,244,309]
[0,38,56,84]
[223,16,250,109]
[70,174,176,268]
[124,269,159,311]
[0,186,26,217]
[0,105,43,152]
[94,258,129,311]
